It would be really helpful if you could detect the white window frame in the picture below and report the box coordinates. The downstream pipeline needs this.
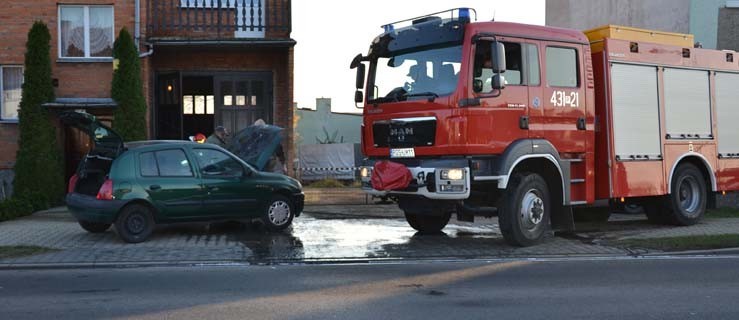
[57,5,115,60]
[0,65,24,122]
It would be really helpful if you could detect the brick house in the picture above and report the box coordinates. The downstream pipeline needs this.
[0,0,295,198]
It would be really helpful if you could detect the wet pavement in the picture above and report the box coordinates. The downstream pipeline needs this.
[1,205,736,266]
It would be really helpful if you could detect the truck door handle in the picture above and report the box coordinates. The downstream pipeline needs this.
[577,117,586,130]
[519,116,529,130]
[149,185,161,191]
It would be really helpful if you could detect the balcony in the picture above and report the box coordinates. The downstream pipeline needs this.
[147,0,291,41]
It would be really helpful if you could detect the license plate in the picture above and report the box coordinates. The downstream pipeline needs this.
[390,148,415,158]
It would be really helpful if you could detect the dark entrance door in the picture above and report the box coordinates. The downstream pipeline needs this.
[214,73,272,135]
[182,76,215,139]
[155,72,182,140]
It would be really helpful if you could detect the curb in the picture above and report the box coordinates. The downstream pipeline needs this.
[4,250,739,270]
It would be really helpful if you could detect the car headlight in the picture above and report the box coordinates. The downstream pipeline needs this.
[440,169,464,180]
[360,167,372,179]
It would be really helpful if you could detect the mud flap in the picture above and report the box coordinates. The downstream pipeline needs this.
[551,205,576,232]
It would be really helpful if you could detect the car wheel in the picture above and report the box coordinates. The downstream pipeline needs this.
[262,195,294,231]
[114,204,155,243]
[404,211,451,234]
[78,221,111,233]
[499,173,550,247]
[664,164,707,226]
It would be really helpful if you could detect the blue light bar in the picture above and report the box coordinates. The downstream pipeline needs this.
[380,8,477,32]
[459,8,470,19]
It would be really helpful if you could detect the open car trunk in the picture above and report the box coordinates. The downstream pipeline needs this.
[74,156,113,196]
[59,111,124,196]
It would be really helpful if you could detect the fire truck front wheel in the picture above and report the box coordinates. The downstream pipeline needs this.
[404,211,451,234]
[499,172,551,247]
[665,163,707,226]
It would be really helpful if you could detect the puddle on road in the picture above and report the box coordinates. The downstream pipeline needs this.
[197,215,502,261]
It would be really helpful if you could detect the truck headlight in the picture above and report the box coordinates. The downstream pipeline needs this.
[440,169,464,180]
[360,167,372,179]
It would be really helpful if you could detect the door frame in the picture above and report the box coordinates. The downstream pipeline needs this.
[154,71,274,139]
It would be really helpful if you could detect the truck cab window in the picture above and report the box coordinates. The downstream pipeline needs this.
[474,41,522,93]
[546,47,579,87]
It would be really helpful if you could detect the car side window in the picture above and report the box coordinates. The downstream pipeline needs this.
[193,148,244,178]
[139,152,159,177]
[155,149,194,177]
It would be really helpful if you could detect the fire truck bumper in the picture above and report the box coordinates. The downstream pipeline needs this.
[360,165,471,200]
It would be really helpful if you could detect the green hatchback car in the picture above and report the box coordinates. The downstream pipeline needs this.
[62,111,304,243]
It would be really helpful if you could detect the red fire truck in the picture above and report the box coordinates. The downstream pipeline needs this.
[351,8,739,246]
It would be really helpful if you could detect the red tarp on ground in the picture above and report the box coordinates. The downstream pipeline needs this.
[371,161,412,191]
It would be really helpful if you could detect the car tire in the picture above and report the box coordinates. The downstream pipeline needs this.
[404,211,451,234]
[78,221,111,233]
[664,164,707,226]
[499,173,550,247]
[114,204,155,243]
[262,195,294,231]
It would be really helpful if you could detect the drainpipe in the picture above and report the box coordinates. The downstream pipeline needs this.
[135,0,154,58]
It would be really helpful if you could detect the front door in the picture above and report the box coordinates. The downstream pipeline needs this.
[155,72,182,139]
[191,147,260,217]
[214,73,272,135]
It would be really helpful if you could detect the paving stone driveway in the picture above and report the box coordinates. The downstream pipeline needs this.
[1,205,736,266]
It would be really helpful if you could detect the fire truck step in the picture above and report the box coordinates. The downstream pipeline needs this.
[571,179,585,183]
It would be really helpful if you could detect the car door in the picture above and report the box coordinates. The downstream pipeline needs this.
[535,43,587,153]
[191,147,259,217]
[469,37,530,148]
[137,148,205,220]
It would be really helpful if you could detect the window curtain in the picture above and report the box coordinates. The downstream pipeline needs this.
[1,67,23,120]
[60,7,85,57]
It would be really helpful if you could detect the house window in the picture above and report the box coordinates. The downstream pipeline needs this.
[59,5,114,59]
[1,66,23,121]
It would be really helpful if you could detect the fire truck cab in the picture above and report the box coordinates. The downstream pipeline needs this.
[352,8,737,246]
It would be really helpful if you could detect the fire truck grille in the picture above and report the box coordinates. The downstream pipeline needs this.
[372,119,436,148]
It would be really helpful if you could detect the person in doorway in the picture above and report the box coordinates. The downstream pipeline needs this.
[253,119,287,174]
[206,126,229,148]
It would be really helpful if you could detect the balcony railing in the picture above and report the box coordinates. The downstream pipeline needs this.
[147,0,291,40]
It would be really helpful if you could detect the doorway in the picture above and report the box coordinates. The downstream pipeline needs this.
[155,72,272,140]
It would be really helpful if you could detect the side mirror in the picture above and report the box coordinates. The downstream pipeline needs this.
[355,90,364,103]
[491,41,506,74]
[492,74,506,90]
[350,53,364,69]
[355,63,366,89]
[473,79,483,93]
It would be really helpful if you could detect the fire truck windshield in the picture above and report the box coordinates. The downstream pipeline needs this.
[369,45,462,103]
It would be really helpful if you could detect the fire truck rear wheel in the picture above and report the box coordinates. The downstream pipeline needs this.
[665,163,707,226]
[499,172,550,247]
[404,211,451,234]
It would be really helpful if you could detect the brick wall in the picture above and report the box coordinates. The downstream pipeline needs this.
[0,0,139,170]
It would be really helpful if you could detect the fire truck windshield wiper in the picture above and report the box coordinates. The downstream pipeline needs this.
[402,92,439,102]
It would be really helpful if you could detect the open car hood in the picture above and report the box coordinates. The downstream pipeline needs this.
[58,111,124,159]
[226,124,283,171]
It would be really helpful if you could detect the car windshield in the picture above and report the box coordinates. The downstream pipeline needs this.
[369,45,462,103]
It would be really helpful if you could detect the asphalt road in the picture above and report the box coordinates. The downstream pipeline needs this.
[2,256,739,320]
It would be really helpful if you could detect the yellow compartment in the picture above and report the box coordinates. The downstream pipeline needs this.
[585,25,694,53]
